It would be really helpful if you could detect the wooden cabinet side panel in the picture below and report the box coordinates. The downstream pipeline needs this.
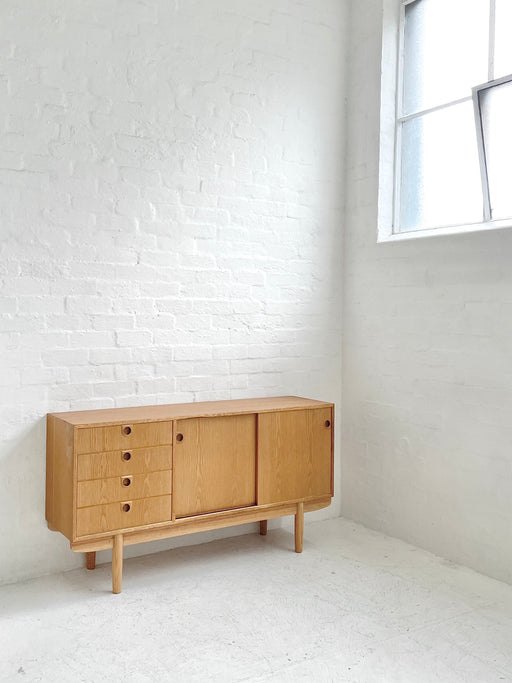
[257,408,333,505]
[173,414,256,517]
[46,415,75,540]
[330,405,335,497]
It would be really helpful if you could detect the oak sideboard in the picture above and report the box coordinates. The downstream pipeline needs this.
[46,396,334,593]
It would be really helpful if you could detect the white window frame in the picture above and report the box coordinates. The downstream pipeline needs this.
[472,72,512,221]
[378,0,512,242]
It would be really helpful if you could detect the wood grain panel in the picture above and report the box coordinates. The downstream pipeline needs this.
[46,415,75,540]
[257,408,333,505]
[173,414,256,518]
[77,471,172,507]
[50,396,333,426]
[77,445,172,481]
[76,495,172,537]
[71,497,333,550]
[76,421,172,454]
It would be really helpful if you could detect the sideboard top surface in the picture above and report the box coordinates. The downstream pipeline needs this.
[49,396,334,427]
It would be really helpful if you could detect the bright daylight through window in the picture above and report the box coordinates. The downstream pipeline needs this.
[392,0,512,236]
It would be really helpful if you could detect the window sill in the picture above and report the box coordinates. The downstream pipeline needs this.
[378,218,512,243]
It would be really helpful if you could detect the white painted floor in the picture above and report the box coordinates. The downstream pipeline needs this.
[1,518,512,683]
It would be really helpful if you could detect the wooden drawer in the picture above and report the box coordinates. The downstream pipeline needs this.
[77,445,172,481]
[76,421,172,455]
[76,495,172,537]
[77,471,172,508]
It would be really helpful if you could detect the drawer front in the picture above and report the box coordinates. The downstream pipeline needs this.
[76,421,172,455]
[77,470,172,508]
[76,495,172,537]
[77,445,172,481]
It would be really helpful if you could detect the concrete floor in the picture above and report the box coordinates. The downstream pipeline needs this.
[1,518,512,683]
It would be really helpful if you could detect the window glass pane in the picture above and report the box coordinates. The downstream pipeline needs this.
[403,0,489,116]
[494,0,512,79]
[479,79,512,220]
[399,102,483,231]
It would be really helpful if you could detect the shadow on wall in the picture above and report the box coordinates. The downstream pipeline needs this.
[0,416,82,587]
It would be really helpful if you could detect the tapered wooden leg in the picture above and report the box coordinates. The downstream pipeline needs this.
[260,520,268,536]
[112,534,123,594]
[86,552,96,570]
[295,502,304,553]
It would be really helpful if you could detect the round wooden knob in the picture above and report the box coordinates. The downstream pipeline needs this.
[122,503,131,512]
[122,452,131,461]
[176,433,184,442]
[122,477,131,487]
[325,420,331,428]
[122,425,132,435]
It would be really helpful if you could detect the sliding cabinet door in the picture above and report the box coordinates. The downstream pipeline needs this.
[257,408,332,505]
[173,414,256,518]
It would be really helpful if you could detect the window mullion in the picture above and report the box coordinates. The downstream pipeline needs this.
[397,95,474,125]
[393,1,408,232]
[489,0,496,81]
[473,88,492,221]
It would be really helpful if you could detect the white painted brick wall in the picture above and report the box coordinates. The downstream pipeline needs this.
[343,0,512,585]
[0,0,347,585]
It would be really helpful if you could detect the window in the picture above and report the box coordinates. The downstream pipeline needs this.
[474,74,512,222]
[378,0,512,240]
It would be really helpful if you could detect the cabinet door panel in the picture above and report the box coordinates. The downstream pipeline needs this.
[173,414,256,518]
[257,408,332,505]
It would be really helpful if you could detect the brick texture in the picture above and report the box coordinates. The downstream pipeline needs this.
[0,0,347,584]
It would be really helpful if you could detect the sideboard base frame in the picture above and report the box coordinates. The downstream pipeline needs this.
[71,496,330,593]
